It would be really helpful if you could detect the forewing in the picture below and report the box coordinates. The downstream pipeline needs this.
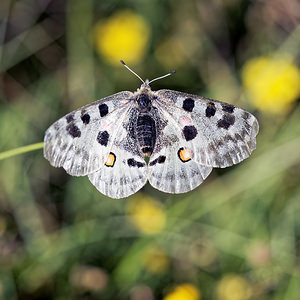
[88,109,148,198]
[148,108,212,194]
[44,91,133,176]
[155,89,259,168]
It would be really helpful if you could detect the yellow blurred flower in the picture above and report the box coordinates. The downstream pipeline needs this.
[94,10,150,65]
[242,54,300,114]
[164,283,201,300]
[126,194,166,234]
[142,246,170,274]
[216,274,252,300]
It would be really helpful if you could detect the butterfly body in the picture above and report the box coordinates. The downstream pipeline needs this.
[133,83,158,156]
[44,80,259,198]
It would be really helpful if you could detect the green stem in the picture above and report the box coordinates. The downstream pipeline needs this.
[0,142,44,161]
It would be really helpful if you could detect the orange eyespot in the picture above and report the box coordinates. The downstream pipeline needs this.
[178,147,193,162]
[105,152,116,167]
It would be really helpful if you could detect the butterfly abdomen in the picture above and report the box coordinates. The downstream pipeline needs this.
[136,114,156,156]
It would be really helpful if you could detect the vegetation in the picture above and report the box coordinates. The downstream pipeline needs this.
[0,0,300,299]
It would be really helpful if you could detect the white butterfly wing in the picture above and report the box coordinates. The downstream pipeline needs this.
[155,90,259,168]
[44,91,133,176]
[88,148,147,199]
[88,108,148,198]
[148,108,212,194]
[44,84,259,198]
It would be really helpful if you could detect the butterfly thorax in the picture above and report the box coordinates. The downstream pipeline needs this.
[136,93,151,112]
[134,82,155,111]
[134,88,157,157]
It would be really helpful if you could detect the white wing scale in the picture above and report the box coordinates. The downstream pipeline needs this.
[88,147,147,199]
[148,127,212,193]
[44,92,132,176]
[155,90,259,168]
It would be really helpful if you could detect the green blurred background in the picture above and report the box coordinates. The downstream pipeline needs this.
[1,0,300,299]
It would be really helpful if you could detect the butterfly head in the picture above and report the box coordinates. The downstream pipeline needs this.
[121,60,175,112]
[121,59,175,90]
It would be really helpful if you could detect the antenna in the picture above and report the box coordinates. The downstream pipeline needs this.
[120,60,176,85]
[149,70,176,84]
[120,60,144,84]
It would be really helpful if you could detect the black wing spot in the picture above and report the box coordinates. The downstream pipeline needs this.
[183,125,198,141]
[149,155,166,166]
[243,111,250,120]
[149,160,156,166]
[97,130,109,146]
[67,124,81,138]
[205,102,216,118]
[158,155,166,163]
[127,158,135,167]
[182,98,195,112]
[66,114,74,123]
[99,104,108,117]
[217,114,235,130]
[136,161,145,168]
[81,113,90,124]
[127,158,145,168]
[222,104,235,113]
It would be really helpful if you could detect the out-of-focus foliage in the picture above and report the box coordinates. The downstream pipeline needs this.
[0,0,300,299]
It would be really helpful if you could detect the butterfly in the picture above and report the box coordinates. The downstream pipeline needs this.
[44,61,259,199]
